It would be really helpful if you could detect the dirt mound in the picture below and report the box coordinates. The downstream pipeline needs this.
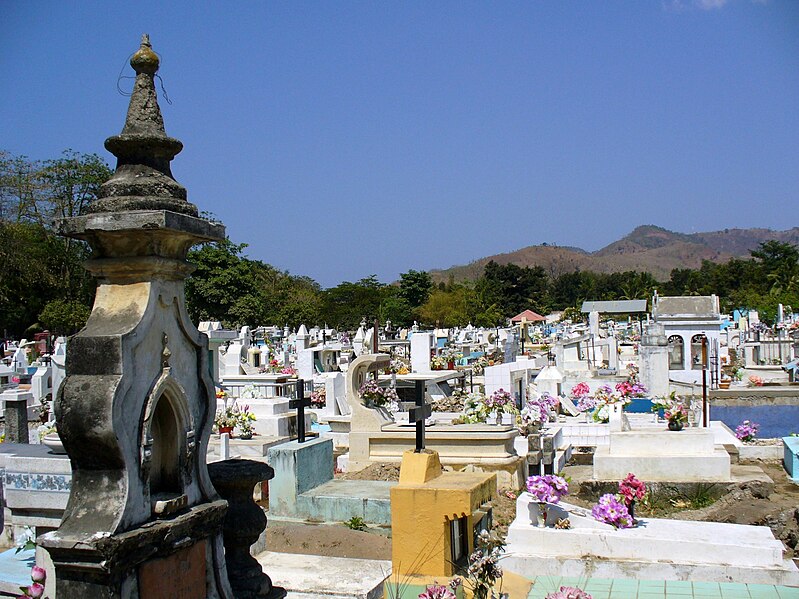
[337,462,401,481]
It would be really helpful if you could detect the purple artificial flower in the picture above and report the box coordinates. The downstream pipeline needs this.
[545,587,593,599]
[576,395,597,412]
[591,493,633,529]
[527,475,569,504]
[735,420,759,442]
[418,584,456,599]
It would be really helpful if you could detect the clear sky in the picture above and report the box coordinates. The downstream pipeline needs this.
[2,1,797,287]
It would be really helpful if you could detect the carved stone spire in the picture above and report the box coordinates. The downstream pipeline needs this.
[87,34,196,216]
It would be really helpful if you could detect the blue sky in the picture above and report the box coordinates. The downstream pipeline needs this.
[2,1,797,287]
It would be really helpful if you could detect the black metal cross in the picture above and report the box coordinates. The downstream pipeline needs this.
[289,378,311,443]
[409,379,432,453]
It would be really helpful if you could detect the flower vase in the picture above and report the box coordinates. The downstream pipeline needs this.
[239,432,253,440]
[533,501,547,528]
[525,422,541,436]
[651,411,658,423]
[583,411,590,423]
[219,426,234,435]
[628,500,637,525]
[667,420,683,432]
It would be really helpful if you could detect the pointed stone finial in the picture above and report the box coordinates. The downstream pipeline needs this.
[130,34,159,75]
[86,34,196,216]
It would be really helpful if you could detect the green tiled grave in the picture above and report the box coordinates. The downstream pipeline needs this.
[527,576,799,599]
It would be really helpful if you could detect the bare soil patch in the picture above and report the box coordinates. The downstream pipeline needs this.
[265,521,392,560]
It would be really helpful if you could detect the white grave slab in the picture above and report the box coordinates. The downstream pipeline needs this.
[593,427,731,482]
[505,496,799,586]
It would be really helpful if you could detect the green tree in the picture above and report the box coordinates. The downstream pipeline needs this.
[38,299,91,336]
[418,285,474,327]
[0,150,110,336]
[322,276,389,330]
[185,240,265,328]
[398,270,433,309]
[751,240,799,296]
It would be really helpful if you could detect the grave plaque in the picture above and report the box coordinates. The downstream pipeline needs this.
[139,542,206,599]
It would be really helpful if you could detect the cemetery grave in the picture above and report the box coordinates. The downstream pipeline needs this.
[2,32,799,599]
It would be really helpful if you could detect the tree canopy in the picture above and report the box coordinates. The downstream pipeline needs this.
[0,150,111,337]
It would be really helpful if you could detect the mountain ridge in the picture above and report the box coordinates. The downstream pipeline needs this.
[429,225,799,282]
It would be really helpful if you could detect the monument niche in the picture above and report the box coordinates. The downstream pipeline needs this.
[39,35,248,598]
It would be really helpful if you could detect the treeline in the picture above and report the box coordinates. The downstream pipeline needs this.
[422,243,799,327]
[2,150,798,336]
[184,240,799,330]
[0,150,111,338]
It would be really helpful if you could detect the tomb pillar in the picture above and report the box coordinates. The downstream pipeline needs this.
[2,389,32,444]
[40,35,236,598]
[640,323,669,397]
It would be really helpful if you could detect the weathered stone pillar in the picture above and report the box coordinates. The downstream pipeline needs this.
[39,35,234,598]
[2,389,32,444]
[640,323,670,397]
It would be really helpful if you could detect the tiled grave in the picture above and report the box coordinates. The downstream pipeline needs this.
[527,576,799,599]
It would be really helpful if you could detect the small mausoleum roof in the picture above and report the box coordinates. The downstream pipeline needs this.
[511,309,546,323]
[580,300,647,314]
[654,295,720,320]
[534,365,563,382]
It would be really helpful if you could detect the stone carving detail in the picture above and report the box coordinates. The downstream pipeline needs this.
[162,332,172,368]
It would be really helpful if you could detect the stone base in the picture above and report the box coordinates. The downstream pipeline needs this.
[505,497,799,586]
[783,436,799,482]
[347,423,524,487]
[323,415,351,449]
[256,552,390,599]
[504,554,799,587]
[40,500,232,597]
[739,444,784,461]
[295,480,393,526]
[593,446,732,481]
[250,405,312,439]
[593,428,731,482]
[0,444,72,533]
[207,435,286,459]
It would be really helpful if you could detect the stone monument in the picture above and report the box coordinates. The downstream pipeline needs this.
[39,35,237,597]
[639,322,669,397]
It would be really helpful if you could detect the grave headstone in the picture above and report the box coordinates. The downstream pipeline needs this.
[1,389,33,443]
[410,332,433,373]
[50,337,67,399]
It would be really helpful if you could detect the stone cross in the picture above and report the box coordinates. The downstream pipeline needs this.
[289,378,311,443]
[409,379,432,452]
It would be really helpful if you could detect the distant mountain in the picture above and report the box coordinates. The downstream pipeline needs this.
[430,225,799,283]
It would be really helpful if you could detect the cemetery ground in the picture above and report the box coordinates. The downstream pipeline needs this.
[261,458,799,567]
